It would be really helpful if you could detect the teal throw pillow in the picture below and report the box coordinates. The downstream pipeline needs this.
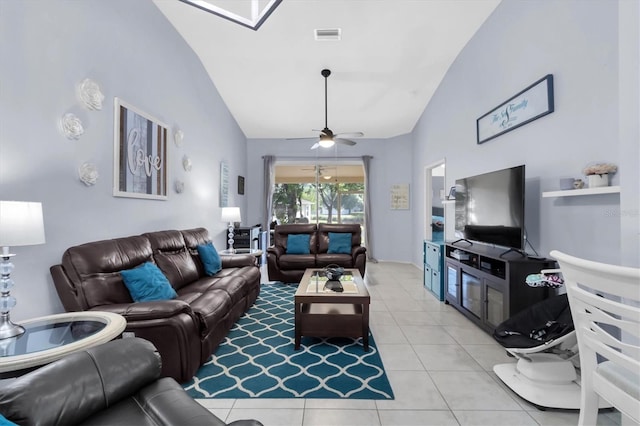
[0,414,17,426]
[197,242,222,276]
[0,415,17,426]
[120,262,177,302]
[328,232,352,254]
[286,234,310,254]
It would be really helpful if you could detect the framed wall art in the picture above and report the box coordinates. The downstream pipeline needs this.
[113,98,168,200]
[238,175,245,195]
[477,74,554,144]
[220,161,229,207]
[447,186,456,200]
[390,183,410,210]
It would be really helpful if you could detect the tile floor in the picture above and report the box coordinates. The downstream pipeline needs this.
[197,261,622,426]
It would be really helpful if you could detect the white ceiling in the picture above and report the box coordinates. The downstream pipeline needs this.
[153,0,501,140]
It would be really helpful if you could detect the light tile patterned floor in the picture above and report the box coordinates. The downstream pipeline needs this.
[197,262,622,426]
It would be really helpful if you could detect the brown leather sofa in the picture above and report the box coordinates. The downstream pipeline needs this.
[0,338,262,426]
[50,228,260,383]
[267,223,366,283]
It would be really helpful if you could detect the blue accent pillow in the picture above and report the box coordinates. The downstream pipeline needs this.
[197,242,222,276]
[0,415,17,426]
[328,232,352,254]
[286,234,310,254]
[120,262,177,302]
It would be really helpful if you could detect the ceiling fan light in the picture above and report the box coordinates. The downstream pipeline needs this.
[318,139,335,148]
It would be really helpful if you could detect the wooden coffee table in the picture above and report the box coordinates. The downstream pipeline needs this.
[294,268,370,351]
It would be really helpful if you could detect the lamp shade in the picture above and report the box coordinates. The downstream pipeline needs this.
[221,207,241,223]
[0,201,46,247]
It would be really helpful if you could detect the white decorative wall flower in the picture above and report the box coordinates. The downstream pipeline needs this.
[60,113,84,139]
[77,78,105,110]
[175,180,185,193]
[183,155,192,172]
[174,129,184,147]
[78,162,99,186]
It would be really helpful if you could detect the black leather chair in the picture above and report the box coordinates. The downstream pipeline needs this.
[0,338,263,426]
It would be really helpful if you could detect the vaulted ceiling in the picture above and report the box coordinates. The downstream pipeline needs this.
[153,0,501,140]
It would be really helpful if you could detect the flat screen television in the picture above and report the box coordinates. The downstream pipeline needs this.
[454,165,525,250]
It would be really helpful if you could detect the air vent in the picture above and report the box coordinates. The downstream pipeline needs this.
[315,28,341,41]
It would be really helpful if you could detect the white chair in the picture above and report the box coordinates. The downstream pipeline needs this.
[551,250,640,426]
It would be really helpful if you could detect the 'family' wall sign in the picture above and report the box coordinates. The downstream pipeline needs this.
[477,74,554,144]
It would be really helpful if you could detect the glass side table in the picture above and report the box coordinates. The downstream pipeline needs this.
[220,248,264,265]
[0,311,126,378]
[219,248,263,256]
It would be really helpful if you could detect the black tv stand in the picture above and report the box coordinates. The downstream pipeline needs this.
[499,247,526,258]
[443,243,554,334]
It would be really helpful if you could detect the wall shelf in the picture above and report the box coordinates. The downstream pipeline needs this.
[442,199,455,204]
[542,186,621,198]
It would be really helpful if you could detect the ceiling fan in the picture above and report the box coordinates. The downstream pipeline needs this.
[300,165,336,179]
[309,69,364,150]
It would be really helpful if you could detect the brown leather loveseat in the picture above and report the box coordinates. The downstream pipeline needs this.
[50,228,260,383]
[267,223,366,283]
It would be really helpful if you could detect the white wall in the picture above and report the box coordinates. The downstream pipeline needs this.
[618,0,640,268]
[245,135,415,262]
[411,0,635,267]
[0,0,248,320]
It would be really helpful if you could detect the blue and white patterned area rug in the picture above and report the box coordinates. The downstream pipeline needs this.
[183,282,394,399]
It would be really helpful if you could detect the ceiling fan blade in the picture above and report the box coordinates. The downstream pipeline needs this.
[310,142,320,150]
[334,138,357,146]
[334,132,364,138]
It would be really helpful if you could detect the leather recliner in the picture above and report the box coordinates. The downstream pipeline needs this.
[0,338,263,426]
[267,223,366,283]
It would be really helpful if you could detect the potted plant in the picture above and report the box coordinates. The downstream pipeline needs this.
[583,163,617,188]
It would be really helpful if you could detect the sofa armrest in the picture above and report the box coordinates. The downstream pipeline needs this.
[221,254,256,268]
[50,264,84,311]
[90,300,192,322]
[267,246,284,257]
[352,246,367,259]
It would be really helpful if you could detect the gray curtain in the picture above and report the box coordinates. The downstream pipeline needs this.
[362,155,377,263]
[262,155,275,232]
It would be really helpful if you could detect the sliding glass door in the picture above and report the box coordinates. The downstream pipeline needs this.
[272,163,366,241]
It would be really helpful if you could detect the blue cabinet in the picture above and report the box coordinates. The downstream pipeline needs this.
[423,240,445,301]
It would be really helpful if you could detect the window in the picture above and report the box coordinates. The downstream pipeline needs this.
[272,163,366,242]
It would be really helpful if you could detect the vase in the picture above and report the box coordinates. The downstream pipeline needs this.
[587,174,609,188]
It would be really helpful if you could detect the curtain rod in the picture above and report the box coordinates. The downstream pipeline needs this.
[261,156,372,160]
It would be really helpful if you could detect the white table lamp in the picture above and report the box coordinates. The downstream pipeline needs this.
[221,207,241,252]
[0,201,46,339]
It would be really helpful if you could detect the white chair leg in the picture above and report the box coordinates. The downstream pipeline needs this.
[578,386,601,426]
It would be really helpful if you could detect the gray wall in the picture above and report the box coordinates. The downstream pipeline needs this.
[245,134,415,263]
[0,0,248,320]
[411,0,638,267]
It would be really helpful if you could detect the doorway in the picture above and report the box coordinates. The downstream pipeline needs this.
[424,160,446,242]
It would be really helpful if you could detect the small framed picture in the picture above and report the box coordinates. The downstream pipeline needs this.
[238,175,245,195]
[448,186,456,200]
